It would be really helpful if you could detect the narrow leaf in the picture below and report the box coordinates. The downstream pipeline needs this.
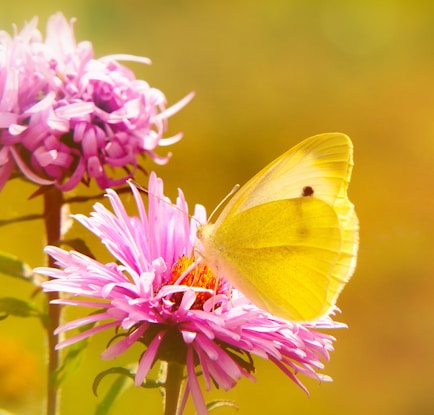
[94,375,129,415]
[60,238,95,259]
[206,400,239,413]
[93,366,161,397]
[93,367,135,396]
[54,338,90,386]
[53,315,99,385]
[0,251,34,281]
[0,297,41,318]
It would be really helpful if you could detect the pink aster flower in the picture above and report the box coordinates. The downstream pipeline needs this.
[0,13,193,191]
[37,173,345,415]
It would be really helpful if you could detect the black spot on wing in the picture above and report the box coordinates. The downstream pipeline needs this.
[302,186,314,197]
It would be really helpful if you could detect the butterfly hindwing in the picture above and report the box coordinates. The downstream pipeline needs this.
[203,197,342,321]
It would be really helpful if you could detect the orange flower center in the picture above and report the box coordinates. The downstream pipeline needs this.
[169,255,221,310]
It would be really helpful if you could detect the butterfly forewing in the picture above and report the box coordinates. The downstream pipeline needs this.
[214,133,353,226]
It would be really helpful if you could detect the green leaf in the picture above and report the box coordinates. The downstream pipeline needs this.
[0,251,34,281]
[93,366,162,397]
[53,314,100,386]
[92,365,165,415]
[0,297,42,318]
[60,238,95,259]
[54,337,90,386]
[93,367,135,397]
[93,375,130,415]
[206,400,239,414]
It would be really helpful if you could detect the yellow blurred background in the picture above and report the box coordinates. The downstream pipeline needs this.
[1,1,434,414]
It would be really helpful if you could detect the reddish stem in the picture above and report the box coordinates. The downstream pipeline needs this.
[43,187,64,415]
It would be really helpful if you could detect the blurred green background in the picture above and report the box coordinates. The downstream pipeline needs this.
[1,1,434,414]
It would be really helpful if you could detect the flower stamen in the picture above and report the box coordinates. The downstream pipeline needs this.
[170,255,220,310]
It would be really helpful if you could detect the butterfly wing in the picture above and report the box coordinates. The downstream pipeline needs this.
[214,133,354,223]
[200,197,342,321]
[199,133,358,321]
[325,196,358,315]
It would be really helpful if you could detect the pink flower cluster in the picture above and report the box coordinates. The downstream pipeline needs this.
[38,173,345,415]
[0,13,192,191]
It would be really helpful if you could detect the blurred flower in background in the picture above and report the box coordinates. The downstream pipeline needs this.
[0,12,193,191]
[37,173,345,414]
[0,337,41,405]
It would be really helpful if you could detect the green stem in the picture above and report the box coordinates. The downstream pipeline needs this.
[163,362,184,415]
[43,187,64,415]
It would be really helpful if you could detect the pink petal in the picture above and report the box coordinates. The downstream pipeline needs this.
[187,347,208,415]
[135,330,167,386]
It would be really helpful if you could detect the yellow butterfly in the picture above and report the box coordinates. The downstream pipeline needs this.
[197,133,358,322]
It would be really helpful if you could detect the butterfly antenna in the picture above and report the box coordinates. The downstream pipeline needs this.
[208,184,240,223]
[128,178,148,194]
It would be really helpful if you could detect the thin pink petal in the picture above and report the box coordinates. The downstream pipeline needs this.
[135,330,167,386]
[187,347,208,415]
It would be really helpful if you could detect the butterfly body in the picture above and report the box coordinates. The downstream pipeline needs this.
[197,133,358,322]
